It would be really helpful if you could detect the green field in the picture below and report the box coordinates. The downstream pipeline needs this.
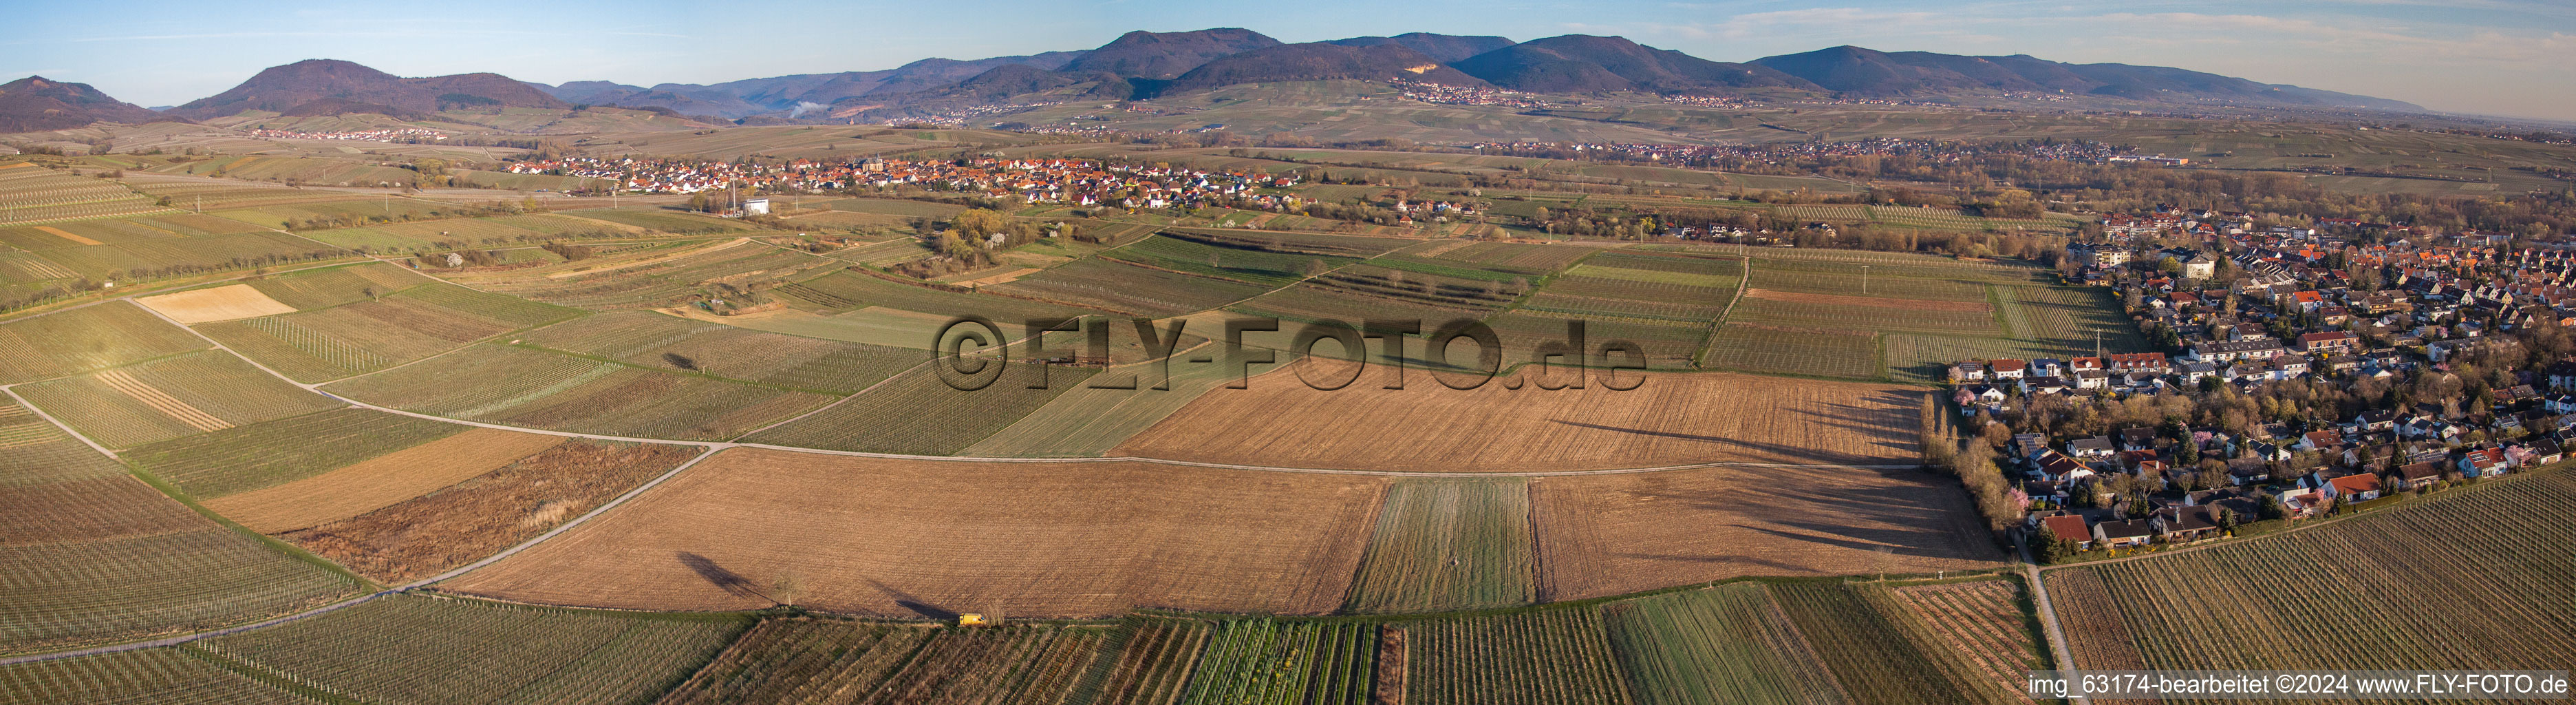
[1700,325,1882,379]
[122,408,472,498]
[1606,580,2023,704]
[1346,478,1538,613]
[14,350,344,448]
[1401,608,1631,704]
[0,302,206,384]
[665,619,1109,705]
[2048,470,2576,677]
[198,594,751,705]
[0,401,361,655]
[990,256,1272,317]
[740,364,1097,454]
[0,646,310,704]
[517,311,917,394]
[321,344,833,441]
[1181,618,1379,705]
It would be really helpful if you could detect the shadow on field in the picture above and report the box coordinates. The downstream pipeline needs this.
[677,552,767,600]
[863,577,958,620]
[1547,419,1880,465]
[1618,469,1993,562]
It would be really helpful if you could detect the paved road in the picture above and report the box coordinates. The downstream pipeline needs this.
[2019,535,2087,703]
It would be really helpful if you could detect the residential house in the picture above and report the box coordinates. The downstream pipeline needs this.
[2324,472,2384,503]
[2094,519,2156,548]
[2458,448,2509,478]
[2297,330,2359,354]
[2040,514,2094,550]
[2392,461,2442,490]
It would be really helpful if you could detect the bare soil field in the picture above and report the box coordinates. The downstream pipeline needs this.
[1531,464,2007,601]
[283,440,699,582]
[1113,362,1920,471]
[133,284,297,324]
[203,428,565,534]
[441,448,1386,618]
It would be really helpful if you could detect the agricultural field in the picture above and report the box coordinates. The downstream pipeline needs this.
[1344,478,1537,613]
[299,212,645,251]
[1116,363,1920,470]
[1997,284,2140,352]
[1892,579,2045,700]
[1102,233,1360,288]
[1417,240,1595,275]
[740,364,1095,454]
[1488,310,1715,370]
[1517,251,1738,324]
[196,291,533,382]
[457,239,837,310]
[0,646,310,705]
[1700,325,1883,379]
[144,154,418,187]
[517,310,917,394]
[988,255,1272,317]
[1181,618,1380,705]
[123,408,473,498]
[958,344,1277,458]
[32,231,351,281]
[197,594,750,705]
[663,619,1109,705]
[202,427,564,534]
[1608,579,2024,705]
[2048,470,2576,677]
[323,344,833,441]
[1728,288,1998,337]
[13,350,344,449]
[283,440,700,582]
[0,212,267,250]
[126,178,373,211]
[236,261,426,310]
[0,399,362,655]
[0,162,177,227]
[1531,465,2006,601]
[776,268,1106,320]
[562,207,764,234]
[1398,608,1632,705]
[0,302,206,384]
[441,449,1385,618]
[209,197,477,229]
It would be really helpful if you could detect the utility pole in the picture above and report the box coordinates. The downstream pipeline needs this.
[1861,264,1871,294]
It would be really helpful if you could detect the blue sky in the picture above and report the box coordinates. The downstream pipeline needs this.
[5,0,2572,120]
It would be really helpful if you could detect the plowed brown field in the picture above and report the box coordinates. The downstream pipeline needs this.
[441,448,1386,618]
[204,428,565,534]
[1532,464,2006,600]
[1112,363,1920,471]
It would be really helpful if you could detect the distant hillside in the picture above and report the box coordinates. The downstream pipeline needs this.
[171,59,566,119]
[1752,45,2423,111]
[161,30,2430,124]
[532,52,1091,118]
[1062,28,1284,80]
[1325,33,1516,63]
[0,76,164,132]
[1166,43,1485,92]
[1452,35,1818,94]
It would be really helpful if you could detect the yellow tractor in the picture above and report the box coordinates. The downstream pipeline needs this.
[956,613,990,627]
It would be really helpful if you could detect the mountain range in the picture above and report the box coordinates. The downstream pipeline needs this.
[0,76,163,132]
[0,28,2427,131]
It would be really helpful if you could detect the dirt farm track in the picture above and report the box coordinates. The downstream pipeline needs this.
[442,448,2004,618]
